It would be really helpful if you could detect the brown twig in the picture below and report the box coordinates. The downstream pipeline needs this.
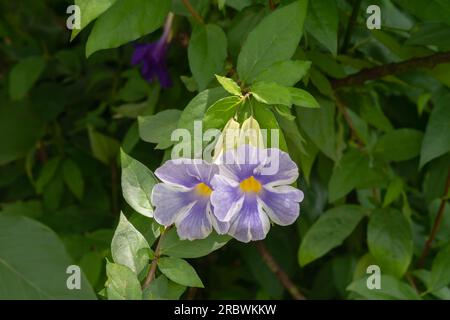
[254,241,305,300]
[418,167,450,268]
[142,226,171,289]
[268,0,276,11]
[332,51,450,89]
[181,0,204,24]
[334,94,365,148]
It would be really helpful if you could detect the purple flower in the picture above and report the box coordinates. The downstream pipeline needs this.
[211,145,304,243]
[151,159,228,240]
[131,13,173,88]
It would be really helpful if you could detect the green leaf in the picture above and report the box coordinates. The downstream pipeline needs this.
[142,275,186,300]
[105,261,142,300]
[35,157,61,194]
[215,75,242,96]
[138,109,182,150]
[289,87,320,109]
[252,101,288,151]
[383,177,403,208]
[0,101,44,165]
[251,82,292,106]
[203,96,242,130]
[420,92,450,168]
[188,24,228,90]
[88,127,120,165]
[111,213,151,274]
[367,208,413,278]
[299,205,367,266]
[0,214,96,299]
[328,149,385,202]
[413,269,450,299]
[71,0,117,40]
[237,0,308,83]
[120,150,158,217]
[158,257,204,288]
[9,56,46,100]
[374,129,423,162]
[160,229,230,258]
[347,275,420,300]
[253,60,311,86]
[393,0,450,26]
[429,243,450,291]
[86,0,171,57]
[406,23,450,49]
[305,0,338,55]
[296,98,337,160]
[62,159,84,200]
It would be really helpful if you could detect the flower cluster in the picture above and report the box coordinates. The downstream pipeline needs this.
[151,144,304,243]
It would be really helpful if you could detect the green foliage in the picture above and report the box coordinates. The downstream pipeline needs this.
[158,257,204,288]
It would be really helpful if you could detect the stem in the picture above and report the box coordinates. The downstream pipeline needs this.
[268,0,276,11]
[341,0,362,53]
[418,167,450,268]
[254,241,305,300]
[181,0,204,24]
[142,226,172,289]
[334,93,365,148]
[332,51,450,89]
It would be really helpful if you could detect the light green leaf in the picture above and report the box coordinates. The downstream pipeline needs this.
[203,96,242,130]
[429,243,450,291]
[188,24,227,90]
[86,0,170,57]
[374,129,423,162]
[0,214,96,299]
[251,82,292,106]
[105,262,142,300]
[237,0,308,83]
[120,150,158,217]
[347,275,420,300]
[413,269,450,299]
[158,257,204,288]
[383,177,403,208]
[71,0,117,40]
[299,205,367,266]
[328,149,385,202]
[160,229,230,258]
[305,0,338,55]
[142,275,186,300]
[252,101,288,151]
[215,75,242,96]
[253,60,311,86]
[289,87,320,109]
[138,109,182,150]
[420,91,450,167]
[367,208,413,278]
[88,127,120,165]
[9,56,46,100]
[111,213,151,274]
[62,159,84,200]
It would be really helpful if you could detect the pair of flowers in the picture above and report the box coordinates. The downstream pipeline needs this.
[151,144,304,243]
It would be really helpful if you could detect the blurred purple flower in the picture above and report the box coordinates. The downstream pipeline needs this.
[211,145,304,243]
[131,13,173,88]
[151,159,228,240]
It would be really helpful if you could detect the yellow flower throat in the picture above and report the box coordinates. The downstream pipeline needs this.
[240,176,262,193]
[196,183,212,196]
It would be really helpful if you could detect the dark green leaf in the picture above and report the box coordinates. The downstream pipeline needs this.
[158,257,204,288]
[138,110,182,150]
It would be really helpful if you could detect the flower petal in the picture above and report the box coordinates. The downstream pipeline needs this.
[175,200,213,240]
[154,160,201,188]
[186,161,218,186]
[219,144,267,181]
[131,43,152,65]
[227,196,270,242]
[151,183,195,226]
[256,148,299,186]
[211,175,244,222]
[259,185,304,226]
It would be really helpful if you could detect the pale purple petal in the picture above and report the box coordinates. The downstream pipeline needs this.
[210,175,244,222]
[227,196,270,243]
[186,161,218,186]
[259,185,304,226]
[151,183,196,226]
[218,144,267,181]
[256,148,299,186]
[154,159,200,188]
[176,199,212,240]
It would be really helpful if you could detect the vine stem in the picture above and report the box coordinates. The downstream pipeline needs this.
[341,0,362,53]
[418,167,450,268]
[142,226,172,289]
[181,0,204,24]
[254,241,305,300]
[332,51,450,88]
